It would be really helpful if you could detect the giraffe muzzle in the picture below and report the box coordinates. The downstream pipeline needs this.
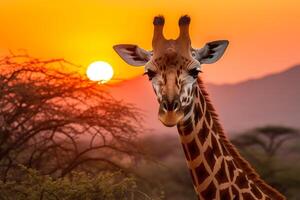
[158,98,184,127]
[161,99,180,112]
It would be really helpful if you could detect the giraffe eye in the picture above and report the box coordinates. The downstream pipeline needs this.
[188,68,201,78]
[144,69,157,80]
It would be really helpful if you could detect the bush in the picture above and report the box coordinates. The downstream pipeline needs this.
[0,166,138,200]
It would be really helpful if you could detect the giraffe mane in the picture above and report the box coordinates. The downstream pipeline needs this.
[197,78,286,200]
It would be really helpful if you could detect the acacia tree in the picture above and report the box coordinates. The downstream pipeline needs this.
[232,126,299,156]
[0,54,143,181]
[232,126,300,198]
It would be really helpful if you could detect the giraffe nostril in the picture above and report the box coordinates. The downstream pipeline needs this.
[162,101,168,111]
[161,99,181,112]
[173,101,180,111]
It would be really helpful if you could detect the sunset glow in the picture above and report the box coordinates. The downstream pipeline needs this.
[0,1,299,84]
[86,61,114,83]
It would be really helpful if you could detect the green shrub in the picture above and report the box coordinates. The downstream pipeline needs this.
[0,166,138,200]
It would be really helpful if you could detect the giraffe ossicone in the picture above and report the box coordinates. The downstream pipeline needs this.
[113,15,286,200]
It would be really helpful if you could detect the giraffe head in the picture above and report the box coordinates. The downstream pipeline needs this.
[114,15,228,127]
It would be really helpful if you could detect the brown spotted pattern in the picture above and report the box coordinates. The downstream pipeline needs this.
[177,82,282,200]
[114,15,286,200]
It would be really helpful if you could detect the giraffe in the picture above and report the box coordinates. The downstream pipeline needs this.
[113,15,286,200]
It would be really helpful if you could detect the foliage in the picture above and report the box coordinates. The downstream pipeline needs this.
[0,165,138,200]
[232,125,300,200]
[232,126,298,156]
[0,54,143,181]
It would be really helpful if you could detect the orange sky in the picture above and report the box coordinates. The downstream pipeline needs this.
[0,0,299,84]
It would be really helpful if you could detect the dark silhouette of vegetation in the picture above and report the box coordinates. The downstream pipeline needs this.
[232,126,298,157]
[0,54,143,181]
[232,126,300,200]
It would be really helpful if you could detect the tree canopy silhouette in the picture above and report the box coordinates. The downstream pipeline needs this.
[232,125,298,157]
[0,54,143,181]
[232,125,300,199]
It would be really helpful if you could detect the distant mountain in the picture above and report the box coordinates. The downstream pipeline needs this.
[108,65,300,134]
[207,65,300,132]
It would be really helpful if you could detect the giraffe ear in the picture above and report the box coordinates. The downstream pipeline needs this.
[193,40,229,64]
[113,44,152,66]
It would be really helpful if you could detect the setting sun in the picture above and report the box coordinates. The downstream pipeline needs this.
[86,61,114,83]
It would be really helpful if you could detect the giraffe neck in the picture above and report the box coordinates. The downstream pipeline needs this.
[177,79,285,200]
